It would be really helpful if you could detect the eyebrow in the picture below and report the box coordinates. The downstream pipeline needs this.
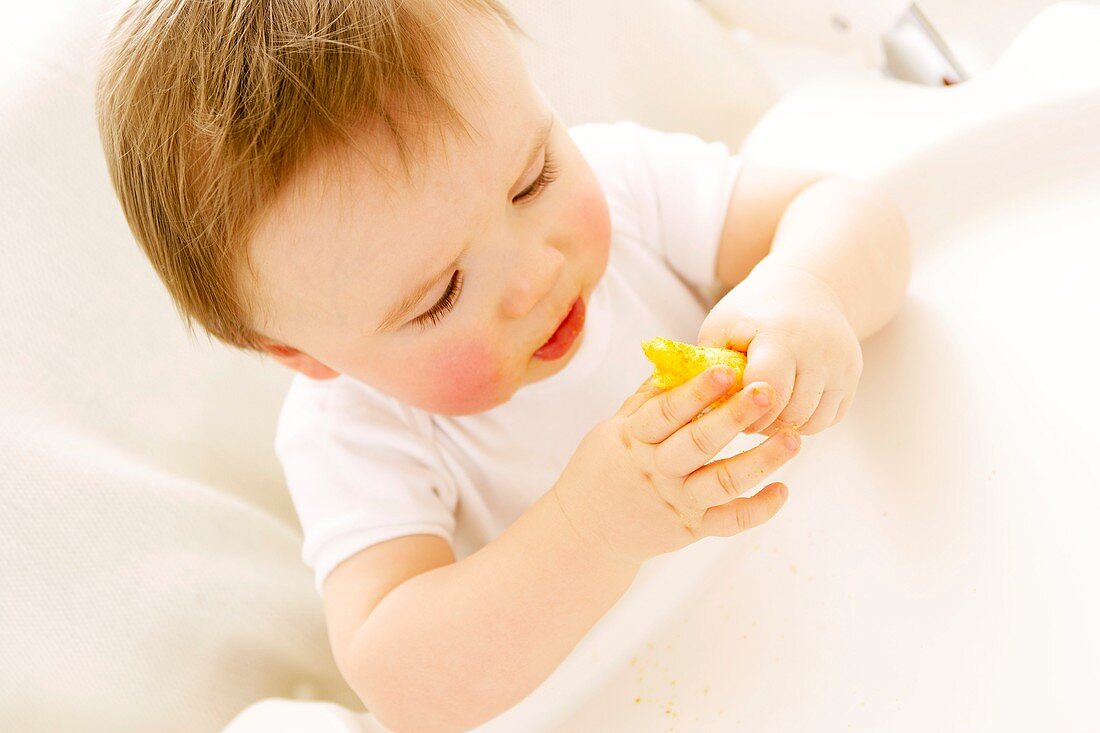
[374,114,555,333]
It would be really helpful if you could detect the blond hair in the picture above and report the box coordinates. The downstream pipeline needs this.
[96,0,520,351]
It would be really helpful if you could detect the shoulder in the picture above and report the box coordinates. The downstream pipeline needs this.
[567,121,669,234]
[568,120,724,172]
[570,121,740,291]
[568,120,652,154]
[567,120,663,181]
[568,121,733,212]
[275,373,433,452]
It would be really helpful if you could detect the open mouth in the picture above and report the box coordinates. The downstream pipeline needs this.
[532,297,585,361]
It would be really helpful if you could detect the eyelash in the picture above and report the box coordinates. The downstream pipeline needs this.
[513,150,559,204]
[411,150,559,331]
[412,270,464,330]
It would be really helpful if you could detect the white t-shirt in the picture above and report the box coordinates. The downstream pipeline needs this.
[275,121,742,593]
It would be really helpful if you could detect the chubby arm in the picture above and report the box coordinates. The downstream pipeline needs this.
[715,162,911,340]
[322,494,639,733]
[698,162,912,435]
[322,366,800,732]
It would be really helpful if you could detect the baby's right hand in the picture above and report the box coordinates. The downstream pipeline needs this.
[552,367,800,567]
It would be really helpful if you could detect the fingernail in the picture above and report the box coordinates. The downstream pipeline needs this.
[783,431,800,451]
[712,369,733,388]
[752,386,772,407]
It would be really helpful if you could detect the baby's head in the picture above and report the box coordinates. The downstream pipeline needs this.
[97,0,610,415]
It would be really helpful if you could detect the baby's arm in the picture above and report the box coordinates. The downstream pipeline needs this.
[699,164,912,434]
[712,162,910,336]
[323,494,636,732]
[323,371,799,732]
[715,164,911,340]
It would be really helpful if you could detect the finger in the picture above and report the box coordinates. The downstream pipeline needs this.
[697,311,755,351]
[682,430,800,510]
[616,375,664,417]
[757,422,783,438]
[701,482,789,537]
[768,373,826,432]
[654,381,776,476]
[629,366,739,443]
[798,388,846,435]
[741,339,796,433]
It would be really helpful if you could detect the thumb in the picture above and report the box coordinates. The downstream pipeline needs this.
[698,310,758,352]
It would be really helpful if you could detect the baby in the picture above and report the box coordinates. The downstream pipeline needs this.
[96,1,910,730]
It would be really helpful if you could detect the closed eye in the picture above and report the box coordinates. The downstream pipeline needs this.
[411,269,464,330]
[407,141,556,331]
[513,149,559,204]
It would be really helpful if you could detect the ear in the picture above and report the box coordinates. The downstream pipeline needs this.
[261,343,341,380]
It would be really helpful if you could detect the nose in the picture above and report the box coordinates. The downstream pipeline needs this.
[500,243,566,320]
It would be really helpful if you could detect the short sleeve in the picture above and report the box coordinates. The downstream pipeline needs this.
[274,375,457,594]
[570,121,742,291]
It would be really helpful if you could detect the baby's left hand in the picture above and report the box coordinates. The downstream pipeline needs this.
[698,265,863,436]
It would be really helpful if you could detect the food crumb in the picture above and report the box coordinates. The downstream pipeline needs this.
[790,564,798,574]
[703,687,709,696]
[634,697,641,704]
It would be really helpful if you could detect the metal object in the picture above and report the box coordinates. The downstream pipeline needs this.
[884,3,970,84]
[908,4,970,81]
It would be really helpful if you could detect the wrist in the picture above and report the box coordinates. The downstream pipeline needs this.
[546,479,646,577]
[746,260,850,323]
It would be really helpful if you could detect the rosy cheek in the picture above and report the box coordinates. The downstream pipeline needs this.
[419,337,506,414]
[572,180,611,259]
[576,186,609,231]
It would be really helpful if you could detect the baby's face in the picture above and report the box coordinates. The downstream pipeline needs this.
[248,10,611,415]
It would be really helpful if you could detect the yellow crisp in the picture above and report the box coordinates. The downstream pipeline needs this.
[641,337,747,391]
